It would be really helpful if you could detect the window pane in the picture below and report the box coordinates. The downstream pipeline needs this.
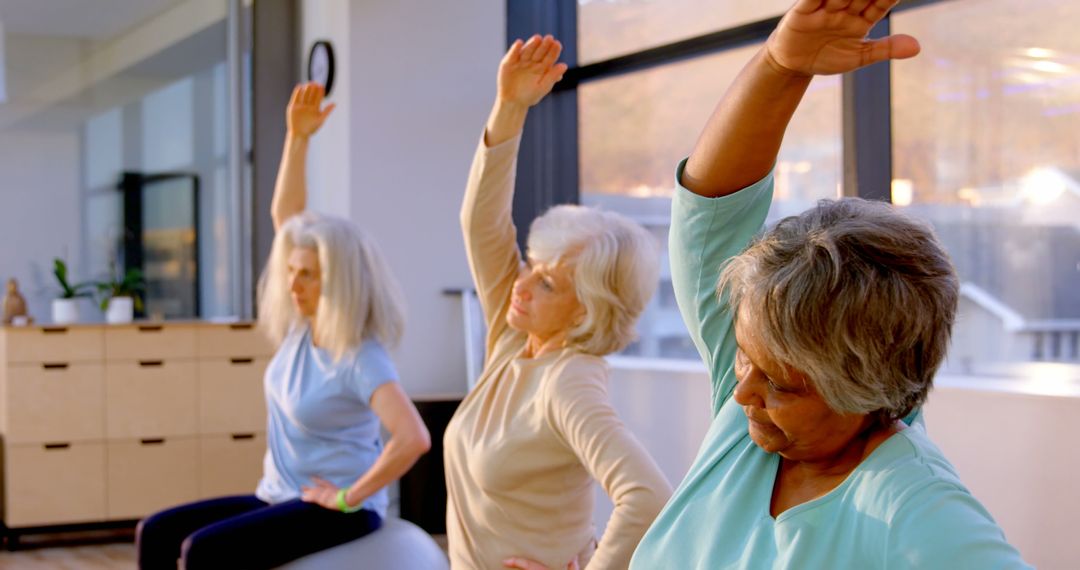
[578,0,790,64]
[85,108,123,189]
[142,77,196,172]
[580,44,842,359]
[893,0,1080,374]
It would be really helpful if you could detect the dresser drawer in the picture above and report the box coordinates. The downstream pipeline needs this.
[3,363,105,443]
[5,442,107,527]
[0,327,103,364]
[105,324,197,361]
[105,361,198,438]
[199,433,266,499]
[199,358,268,435]
[106,437,199,520]
[198,323,274,358]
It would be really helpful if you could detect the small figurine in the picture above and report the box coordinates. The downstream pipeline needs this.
[3,278,31,325]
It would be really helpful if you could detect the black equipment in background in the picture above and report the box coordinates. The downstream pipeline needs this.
[118,171,201,319]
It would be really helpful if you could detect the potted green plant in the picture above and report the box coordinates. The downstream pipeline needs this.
[52,258,93,324]
[97,265,145,324]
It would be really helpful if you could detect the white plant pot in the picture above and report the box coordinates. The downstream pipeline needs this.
[52,298,80,324]
[105,296,135,324]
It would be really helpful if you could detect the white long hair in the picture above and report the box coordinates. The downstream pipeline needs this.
[257,212,406,362]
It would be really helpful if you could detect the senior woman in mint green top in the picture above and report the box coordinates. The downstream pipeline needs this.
[630,1,1030,568]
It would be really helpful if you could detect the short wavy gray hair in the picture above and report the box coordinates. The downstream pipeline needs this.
[718,198,958,424]
[527,205,660,356]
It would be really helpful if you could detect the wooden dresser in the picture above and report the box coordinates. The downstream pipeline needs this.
[0,322,272,533]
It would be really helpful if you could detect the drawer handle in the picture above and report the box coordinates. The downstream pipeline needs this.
[140,438,166,445]
[138,360,164,367]
[230,358,254,365]
[42,327,68,335]
[231,433,256,441]
[42,363,70,370]
[229,323,254,331]
[138,325,163,333]
[43,443,71,450]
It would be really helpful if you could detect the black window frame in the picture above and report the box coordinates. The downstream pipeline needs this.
[506,0,955,229]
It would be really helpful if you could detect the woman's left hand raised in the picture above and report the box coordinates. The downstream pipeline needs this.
[301,476,346,511]
[766,0,920,77]
[503,556,579,570]
[286,82,335,139]
[497,35,568,109]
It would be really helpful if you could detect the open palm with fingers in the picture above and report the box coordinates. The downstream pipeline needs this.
[287,82,336,138]
[498,34,569,108]
[766,0,920,76]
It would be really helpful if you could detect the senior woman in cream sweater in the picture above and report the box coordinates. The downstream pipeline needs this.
[444,35,672,570]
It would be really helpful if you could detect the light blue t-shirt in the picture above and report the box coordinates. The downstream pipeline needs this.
[255,325,398,516]
[629,162,1031,569]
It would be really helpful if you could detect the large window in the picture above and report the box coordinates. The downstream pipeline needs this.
[579,44,841,358]
[892,0,1080,372]
[80,9,253,320]
[516,0,1080,372]
[0,8,252,323]
[578,0,791,64]
[520,0,1080,372]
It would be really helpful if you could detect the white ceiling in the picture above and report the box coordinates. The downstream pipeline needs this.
[0,0,185,40]
[0,0,235,132]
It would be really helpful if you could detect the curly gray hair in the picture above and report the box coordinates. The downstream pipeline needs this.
[528,204,660,356]
[718,198,959,424]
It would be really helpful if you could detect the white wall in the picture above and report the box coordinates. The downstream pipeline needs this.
[0,130,83,322]
[924,383,1080,569]
[590,361,712,533]
[299,0,352,219]
[300,0,505,396]
[348,0,504,397]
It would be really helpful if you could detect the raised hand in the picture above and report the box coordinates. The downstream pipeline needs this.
[497,35,568,108]
[286,82,335,139]
[766,0,920,76]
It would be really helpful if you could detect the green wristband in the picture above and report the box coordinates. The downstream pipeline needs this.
[336,489,363,513]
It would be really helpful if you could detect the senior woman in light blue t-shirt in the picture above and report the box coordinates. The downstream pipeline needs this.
[136,83,431,570]
[631,1,1030,568]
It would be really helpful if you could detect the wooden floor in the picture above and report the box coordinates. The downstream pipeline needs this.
[0,527,136,570]
[0,533,447,568]
[0,543,135,569]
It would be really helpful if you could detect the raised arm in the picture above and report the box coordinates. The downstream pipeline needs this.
[670,0,921,413]
[271,83,336,231]
[460,36,567,342]
[682,0,920,197]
